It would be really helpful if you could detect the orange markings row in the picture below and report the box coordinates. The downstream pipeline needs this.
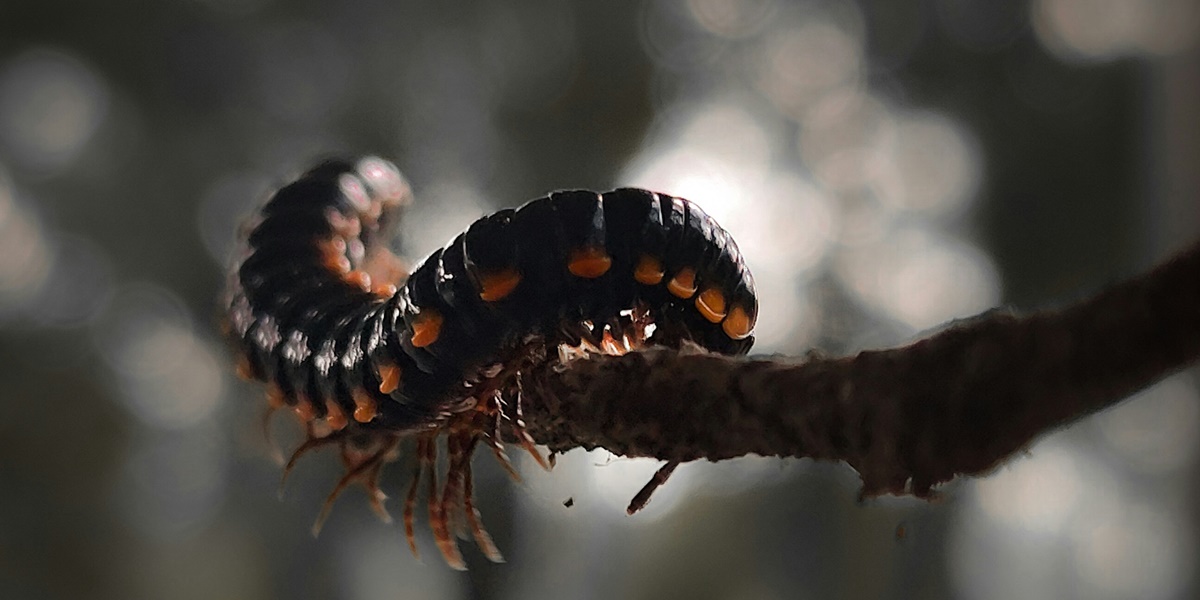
[339,173,372,212]
[634,255,664,285]
[567,247,612,278]
[373,283,398,298]
[345,270,372,292]
[264,378,375,430]
[325,399,348,431]
[633,257,754,339]
[403,250,752,349]
[293,396,318,421]
[352,388,378,423]
[410,311,443,348]
[378,363,402,395]
[326,208,362,238]
[722,305,754,340]
[695,288,727,323]
[667,268,697,299]
[322,238,351,274]
[478,269,521,302]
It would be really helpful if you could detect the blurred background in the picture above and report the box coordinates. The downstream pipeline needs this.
[0,0,1198,598]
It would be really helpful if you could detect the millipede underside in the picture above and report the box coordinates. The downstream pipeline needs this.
[271,307,660,569]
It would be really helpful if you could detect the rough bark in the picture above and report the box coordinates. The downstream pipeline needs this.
[518,239,1200,497]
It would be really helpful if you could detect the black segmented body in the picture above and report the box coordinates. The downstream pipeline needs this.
[225,156,758,435]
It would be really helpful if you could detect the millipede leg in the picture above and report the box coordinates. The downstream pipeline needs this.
[600,328,625,355]
[486,409,521,482]
[513,376,549,471]
[441,433,466,540]
[404,436,430,560]
[461,436,503,563]
[426,435,465,570]
[311,438,395,536]
[278,431,345,499]
[626,460,680,515]
[517,432,549,471]
[364,437,400,524]
[436,432,469,568]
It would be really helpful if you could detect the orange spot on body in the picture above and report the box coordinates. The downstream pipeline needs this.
[378,363,402,394]
[722,305,755,340]
[634,255,664,285]
[667,268,697,298]
[352,388,378,423]
[326,209,362,238]
[346,270,372,292]
[332,256,351,274]
[293,396,317,422]
[411,311,443,348]
[478,269,521,302]
[568,247,612,278]
[322,239,351,274]
[696,288,727,323]
[326,236,348,255]
[339,173,371,211]
[325,399,348,431]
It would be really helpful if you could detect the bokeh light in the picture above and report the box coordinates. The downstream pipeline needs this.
[1072,501,1194,600]
[93,283,225,431]
[798,91,894,194]
[0,2,1194,599]
[622,102,836,351]
[29,234,115,328]
[686,0,779,39]
[871,111,982,218]
[0,169,52,317]
[835,224,1000,332]
[1033,0,1200,61]
[973,441,1095,535]
[118,426,230,540]
[0,47,108,175]
[754,2,865,122]
[0,165,115,327]
[335,525,466,600]
[1094,373,1200,474]
[953,437,1195,600]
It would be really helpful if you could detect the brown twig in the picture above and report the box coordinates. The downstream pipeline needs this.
[518,239,1200,498]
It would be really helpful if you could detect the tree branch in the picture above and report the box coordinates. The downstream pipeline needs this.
[519,239,1200,498]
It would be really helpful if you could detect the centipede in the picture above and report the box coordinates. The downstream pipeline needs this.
[222,156,757,568]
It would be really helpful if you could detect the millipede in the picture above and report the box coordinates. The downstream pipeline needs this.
[222,156,758,568]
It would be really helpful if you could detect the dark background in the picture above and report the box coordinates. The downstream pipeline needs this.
[0,1,1197,598]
